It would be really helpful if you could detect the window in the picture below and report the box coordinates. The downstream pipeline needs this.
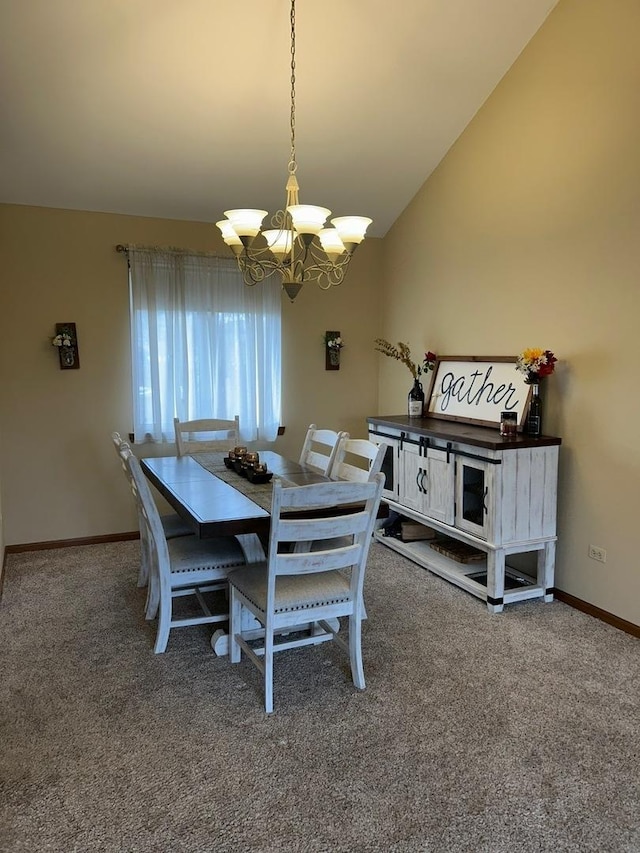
[129,247,281,443]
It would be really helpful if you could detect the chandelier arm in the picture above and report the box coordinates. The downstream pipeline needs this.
[238,257,266,285]
[296,263,345,288]
[292,256,307,283]
[271,209,287,229]
[292,243,349,286]
[242,245,281,266]
[307,242,352,269]
[238,252,282,284]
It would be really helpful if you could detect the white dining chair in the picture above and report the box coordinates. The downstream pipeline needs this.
[329,437,388,484]
[299,437,387,551]
[298,424,347,475]
[315,437,388,618]
[122,446,247,653]
[174,416,240,456]
[227,473,384,713]
[111,432,192,588]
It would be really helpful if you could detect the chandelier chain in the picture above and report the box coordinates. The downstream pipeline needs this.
[289,0,296,175]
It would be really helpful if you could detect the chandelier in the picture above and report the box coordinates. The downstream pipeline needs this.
[216,0,372,302]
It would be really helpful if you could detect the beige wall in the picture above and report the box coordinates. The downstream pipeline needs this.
[0,464,4,569]
[381,0,640,625]
[0,205,382,545]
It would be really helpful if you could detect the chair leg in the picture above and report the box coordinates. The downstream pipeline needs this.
[146,571,159,620]
[229,587,242,664]
[264,628,274,714]
[137,519,151,587]
[154,591,172,654]
[309,620,323,637]
[348,613,365,690]
[137,560,148,588]
[144,583,153,622]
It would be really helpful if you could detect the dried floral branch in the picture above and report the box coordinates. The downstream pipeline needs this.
[374,338,420,379]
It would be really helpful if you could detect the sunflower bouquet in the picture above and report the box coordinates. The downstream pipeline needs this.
[515,348,557,384]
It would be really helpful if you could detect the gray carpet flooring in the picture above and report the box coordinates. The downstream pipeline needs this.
[1,540,638,853]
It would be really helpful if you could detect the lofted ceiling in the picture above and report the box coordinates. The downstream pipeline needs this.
[0,0,558,238]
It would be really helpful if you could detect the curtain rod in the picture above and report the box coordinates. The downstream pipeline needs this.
[115,243,231,260]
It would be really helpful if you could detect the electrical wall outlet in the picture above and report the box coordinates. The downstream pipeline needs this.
[588,544,607,563]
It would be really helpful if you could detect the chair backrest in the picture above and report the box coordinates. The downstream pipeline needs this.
[330,437,388,484]
[298,424,348,475]
[111,430,125,451]
[120,446,170,569]
[112,431,133,480]
[174,416,240,456]
[266,474,384,605]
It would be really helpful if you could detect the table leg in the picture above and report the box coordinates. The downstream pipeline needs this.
[211,628,230,656]
[211,533,265,656]
[236,533,265,562]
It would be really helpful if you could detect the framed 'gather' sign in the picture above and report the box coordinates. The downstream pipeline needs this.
[425,356,532,429]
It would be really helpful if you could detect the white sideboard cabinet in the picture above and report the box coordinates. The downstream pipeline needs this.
[368,415,561,613]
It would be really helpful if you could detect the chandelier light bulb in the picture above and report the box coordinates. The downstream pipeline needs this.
[216,219,242,246]
[318,228,346,260]
[223,209,268,238]
[286,204,331,235]
[330,216,373,247]
[263,229,296,257]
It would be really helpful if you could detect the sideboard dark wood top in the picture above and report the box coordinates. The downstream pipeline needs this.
[368,414,562,451]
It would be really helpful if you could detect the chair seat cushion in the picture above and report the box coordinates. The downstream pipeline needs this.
[228,564,351,615]
[169,535,246,575]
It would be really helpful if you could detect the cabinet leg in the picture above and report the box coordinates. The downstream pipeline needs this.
[486,550,506,613]
[538,541,556,602]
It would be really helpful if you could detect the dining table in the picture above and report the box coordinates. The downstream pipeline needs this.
[140,450,345,655]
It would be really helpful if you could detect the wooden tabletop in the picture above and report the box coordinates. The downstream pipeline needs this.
[140,451,328,539]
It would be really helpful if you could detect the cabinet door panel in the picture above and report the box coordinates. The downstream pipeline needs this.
[423,448,454,524]
[399,442,425,512]
[399,442,455,523]
[369,431,399,501]
[454,458,494,540]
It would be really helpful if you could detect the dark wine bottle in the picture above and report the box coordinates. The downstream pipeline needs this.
[408,378,425,418]
[526,384,542,437]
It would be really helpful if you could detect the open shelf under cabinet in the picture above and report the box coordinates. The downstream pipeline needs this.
[374,530,546,607]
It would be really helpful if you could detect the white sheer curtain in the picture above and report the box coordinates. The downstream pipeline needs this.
[129,247,281,443]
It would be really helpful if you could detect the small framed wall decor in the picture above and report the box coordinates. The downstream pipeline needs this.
[425,355,531,429]
[52,322,80,370]
[324,330,343,371]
